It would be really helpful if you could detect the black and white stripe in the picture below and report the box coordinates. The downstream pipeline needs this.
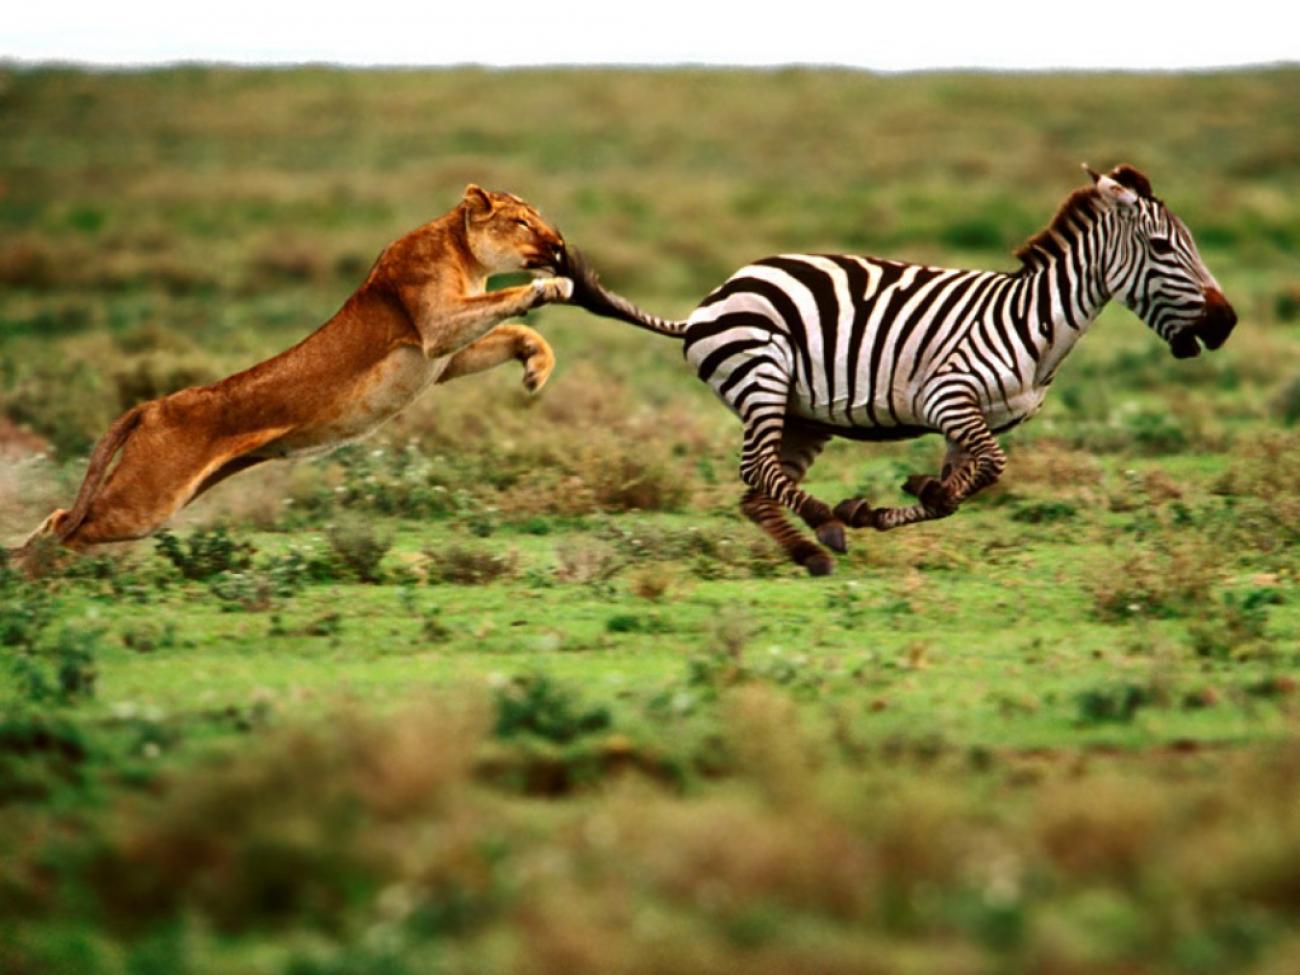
[567,165,1236,575]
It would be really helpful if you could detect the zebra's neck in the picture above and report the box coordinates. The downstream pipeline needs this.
[1013,208,1119,383]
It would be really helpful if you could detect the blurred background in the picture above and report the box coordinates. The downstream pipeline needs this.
[3,14,1300,973]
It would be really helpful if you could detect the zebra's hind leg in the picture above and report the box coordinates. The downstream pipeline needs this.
[741,490,834,575]
[733,366,842,572]
[739,423,834,574]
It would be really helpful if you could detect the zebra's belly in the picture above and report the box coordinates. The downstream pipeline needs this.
[982,386,1049,432]
[788,379,1047,440]
[787,386,931,439]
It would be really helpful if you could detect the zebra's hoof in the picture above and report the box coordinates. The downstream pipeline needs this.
[804,552,835,576]
[792,541,835,576]
[833,497,874,528]
[815,519,848,554]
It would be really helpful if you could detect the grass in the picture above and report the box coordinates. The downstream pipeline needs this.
[1,64,1299,973]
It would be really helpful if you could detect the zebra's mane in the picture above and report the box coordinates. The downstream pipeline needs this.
[1012,186,1106,270]
[1014,166,1159,271]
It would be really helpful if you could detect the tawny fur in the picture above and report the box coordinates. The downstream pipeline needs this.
[16,185,571,560]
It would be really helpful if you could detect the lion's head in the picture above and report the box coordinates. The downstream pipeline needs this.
[461,184,565,274]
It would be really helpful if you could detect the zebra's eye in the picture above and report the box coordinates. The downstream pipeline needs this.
[1149,236,1175,256]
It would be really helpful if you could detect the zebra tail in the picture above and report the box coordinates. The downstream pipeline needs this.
[561,247,689,339]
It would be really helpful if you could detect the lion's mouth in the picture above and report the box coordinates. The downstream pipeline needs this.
[524,242,566,273]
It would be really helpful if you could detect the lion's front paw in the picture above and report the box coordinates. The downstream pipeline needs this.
[531,276,574,305]
[519,334,556,393]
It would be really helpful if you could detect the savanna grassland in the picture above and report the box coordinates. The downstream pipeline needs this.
[2,66,1300,974]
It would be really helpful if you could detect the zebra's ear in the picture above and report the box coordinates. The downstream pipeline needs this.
[1093,174,1139,209]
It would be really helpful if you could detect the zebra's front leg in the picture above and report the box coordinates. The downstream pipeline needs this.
[829,443,965,533]
[897,438,971,515]
[873,411,1006,531]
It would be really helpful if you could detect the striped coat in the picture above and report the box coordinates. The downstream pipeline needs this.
[566,164,1236,575]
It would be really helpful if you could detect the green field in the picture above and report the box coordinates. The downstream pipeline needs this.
[2,66,1300,974]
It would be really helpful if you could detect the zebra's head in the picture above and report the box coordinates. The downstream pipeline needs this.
[1089,164,1237,359]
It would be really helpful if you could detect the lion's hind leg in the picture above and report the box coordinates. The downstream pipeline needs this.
[61,410,291,550]
[20,508,72,549]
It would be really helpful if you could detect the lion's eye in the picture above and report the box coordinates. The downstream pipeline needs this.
[1149,236,1175,256]
[515,219,531,229]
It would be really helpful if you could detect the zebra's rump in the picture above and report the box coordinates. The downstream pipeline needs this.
[684,254,987,418]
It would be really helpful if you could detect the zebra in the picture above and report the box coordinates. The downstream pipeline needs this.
[564,164,1237,575]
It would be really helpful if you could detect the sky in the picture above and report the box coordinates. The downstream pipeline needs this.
[4,1,1299,71]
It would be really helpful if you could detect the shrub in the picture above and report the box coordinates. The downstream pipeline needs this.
[208,570,279,612]
[1075,682,1158,725]
[493,674,612,743]
[1187,587,1284,660]
[1090,542,1218,622]
[155,528,255,581]
[10,625,102,704]
[552,540,624,585]
[628,565,674,601]
[1009,499,1078,524]
[292,444,464,521]
[122,621,179,654]
[584,448,690,513]
[3,356,117,456]
[1271,374,1300,426]
[1273,283,1300,322]
[0,710,92,803]
[0,570,56,651]
[325,520,393,584]
[425,544,517,586]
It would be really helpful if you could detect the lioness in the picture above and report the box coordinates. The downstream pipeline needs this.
[17,185,573,558]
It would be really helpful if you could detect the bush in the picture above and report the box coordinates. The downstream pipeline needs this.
[3,356,117,456]
[1188,587,1284,660]
[9,625,102,704]
[156,528,254,581]
[1090,542,1217,622]
[325,520,392,584]
[1009,499,1078,524]
[0,710,92,803]
[291,444,465,521]
[1272,375,1300,426]
[208,570,280,612]
[1076,682,1158,724]
[552,540,625,585]
[425,544,517,586]
[493,674,612,743]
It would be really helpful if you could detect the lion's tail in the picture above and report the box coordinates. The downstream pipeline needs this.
[563,247,690,339]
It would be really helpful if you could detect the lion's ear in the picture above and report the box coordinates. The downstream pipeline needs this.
[464,184,494,220]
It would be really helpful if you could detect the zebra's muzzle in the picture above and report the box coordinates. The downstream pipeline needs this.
[1171,289,1236,359]
[1195,288,1237,351]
